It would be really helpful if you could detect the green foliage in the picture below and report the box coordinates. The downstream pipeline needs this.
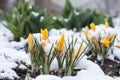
[78,9,106,27]
[1,0,62,41]
[62,0,74,18]
[64,12,81,31]
[107,17,113,27]
[1,1,35,41]
[62,0,114,31]
[1,0,114,41]
[38,10,65,30]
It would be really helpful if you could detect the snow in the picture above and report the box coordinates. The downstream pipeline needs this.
[0,22,14,41]
[34,56,115,80]
[0,19,120,80]
[32,12,39,17]
[0,62,18,79]
[40,16,44,22]
[114,48,120,59]
[50,58,58,71]
[35,75,61,80]
[0,22,30,79]
[19,64,27,69]
[0,48,30,79]
[73,56,115,80]
[115,77,120,80]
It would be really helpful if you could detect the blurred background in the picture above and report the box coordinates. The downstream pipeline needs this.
[0,0,120,17]
[0,0,120,41]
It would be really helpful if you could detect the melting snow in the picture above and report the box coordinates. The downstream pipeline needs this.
[0,20,120,80]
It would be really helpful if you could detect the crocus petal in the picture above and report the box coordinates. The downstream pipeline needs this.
[41,28,48,40]
[41,42,45,49]
[90,23,96,31]
[93,36,100,51]
[84,26,89,41]
[56,34,65,54]
[28,33,34,54]
[101,38,110,48]
[105,21,109,28]
[116,45,120,48]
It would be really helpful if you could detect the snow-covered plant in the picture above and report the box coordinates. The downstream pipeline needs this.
[54,35,91,76]
[84,22,116,64]
[28,28,91,76]
[28,28,58,74]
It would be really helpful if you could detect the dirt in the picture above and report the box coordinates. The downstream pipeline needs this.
[11,56,120,79]
[12,61,31,80]
[12,66,80,79]
[88,55,120,77]
[100,59,120,77]
[13,67,28,80]
[50,69,81,77]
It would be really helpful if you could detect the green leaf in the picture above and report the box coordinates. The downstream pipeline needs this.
[62,0,74,18]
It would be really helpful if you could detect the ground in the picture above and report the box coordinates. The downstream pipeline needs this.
[0,19,120,80]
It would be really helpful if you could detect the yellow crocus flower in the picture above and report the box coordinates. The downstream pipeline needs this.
[116,45,120,48]
[55,34,65,54]
[28,33,34,54]
[105,21,109,28]
[84,26,89,41]
[40,28,48,40]
[41,42,45,49]
[90,23,96,31]
[101,37,110,48]
[93,36,100,51]
[40,28,48,49]
[105,35,110,40]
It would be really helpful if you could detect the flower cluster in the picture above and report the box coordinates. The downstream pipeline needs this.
[27,29,90,76]
[84,21,116,64]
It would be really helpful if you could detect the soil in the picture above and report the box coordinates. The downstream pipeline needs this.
[100,59,120,77]
[50,69,81,77]
[88,55,120,77]
[13,67,28,80]
[12,65,80,79]
[12,61,31,80]
[11,55,120,80]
